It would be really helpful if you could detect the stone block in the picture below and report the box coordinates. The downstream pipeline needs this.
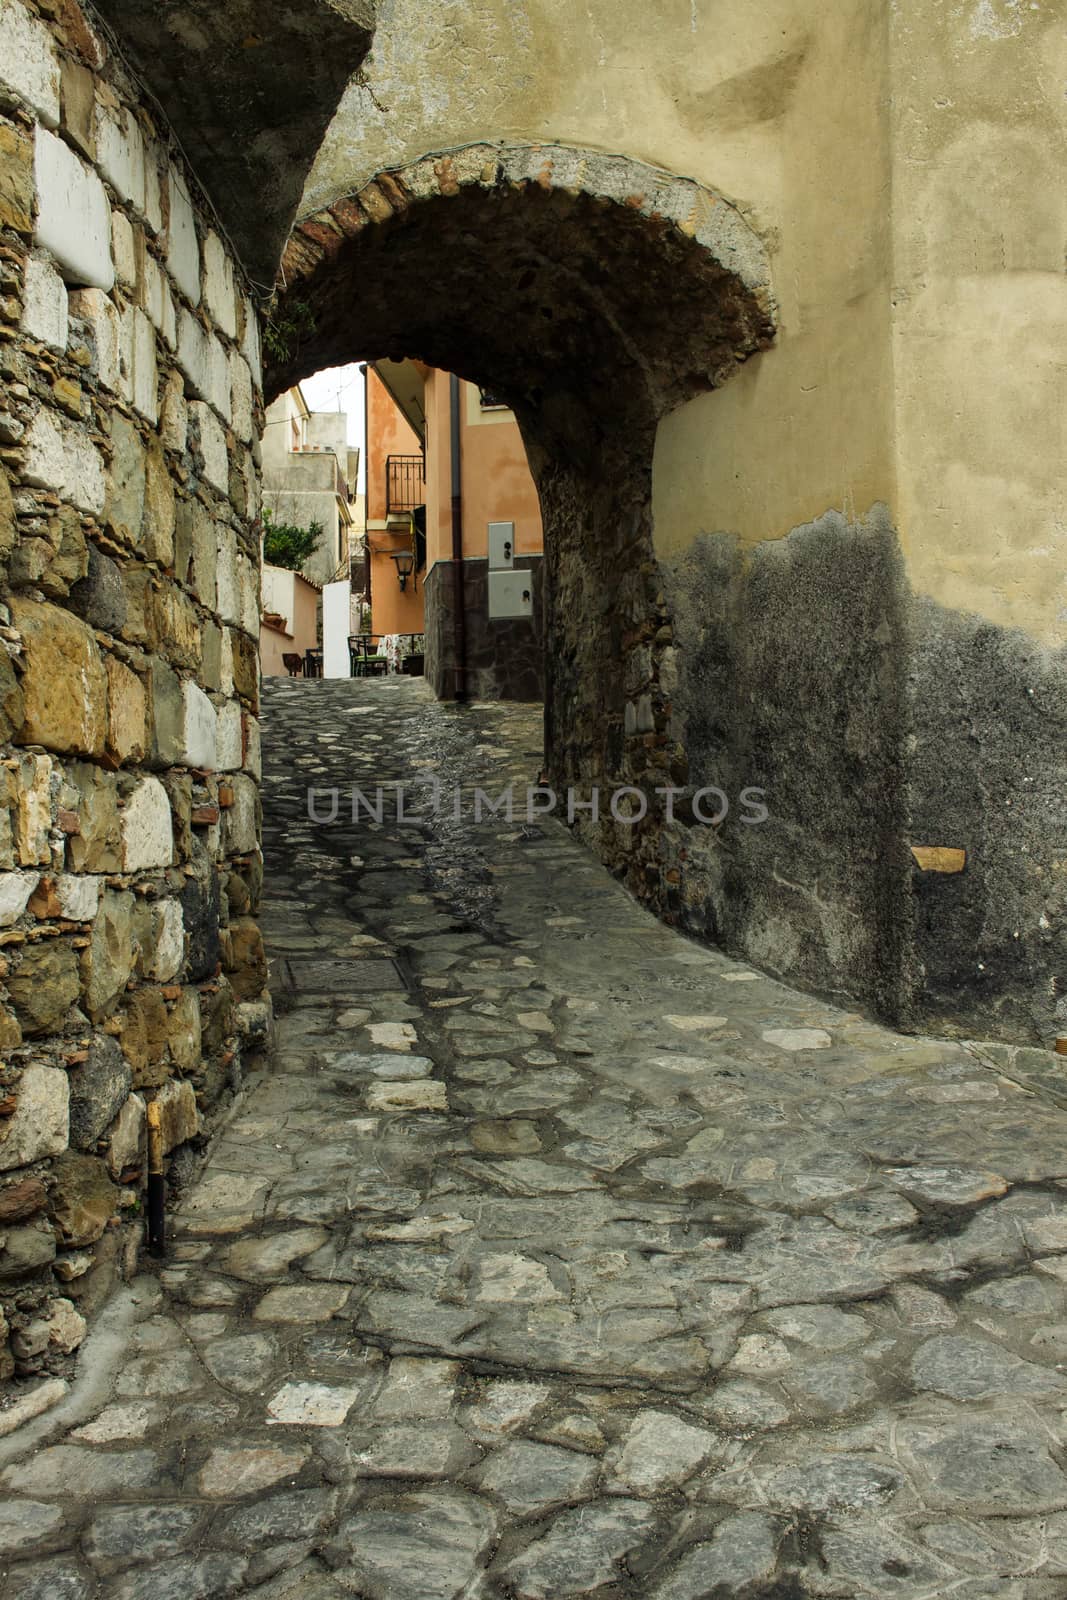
[174,499,216,607]
[80,887,135,1016]
[229,630,258,707]
[145,897,184,981]
[9,597,107,756]
[0,0,60,126]
[242,714,261,780]
[46,873,101,921]
[119,986,169,1082]
[120,567,154,648]
[104,654,146,765]
[215,700,242,770]
[94,104,147,215]
[167,986,201,1072]
[34,127,113,291]
[69,286,120,390]
[59,54,95,158]
[15,753,50,866]
[68,1034,132,1150]
[180,681,216,769]
[121,778,173,871]
[140,254,176,350]
[241,295,262,389]
[111,208,137,286]
[201,620,222,691]
[7,942,80,1036]
[154,582,200,670]
[230,352,253,443]
[202,231,237,336]
[176,306,209,399]
[0,462,14,562]
[130,307,158,423]
[103,412,143,544]
[0,649,20,748]
[70,543,127,637]
[215,523,239,623]
[0,871,37,926]
[0,1223,56,1285]
[20,254,68,350]
[166,167,200,305]
[222,774,258,855]
[180,846,221,981]
[237,554,259,636]
[142,437,175,565]
[160,367,186,452]
[39,502,88,596]
[191,401,228,493]
[21,410,106,515]
[155,1076,199,1153]
[0,1065,67,1172]
[209,337,231,422]
[0,119,33,233]
[227,917,266,1001]
[64,762,121,873]
[50,1152,117,1246]
[46,1298,86,1354]
[106,1092,145,1176]
[148,655,182,765]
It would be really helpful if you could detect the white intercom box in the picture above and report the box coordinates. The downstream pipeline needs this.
[488,521,515,569]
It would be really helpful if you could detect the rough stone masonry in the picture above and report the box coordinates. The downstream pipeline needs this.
[0,0,269,1387]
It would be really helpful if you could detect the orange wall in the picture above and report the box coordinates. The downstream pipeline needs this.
[422,371,543,566]
[366,368,421,522]
[370,544,425,635]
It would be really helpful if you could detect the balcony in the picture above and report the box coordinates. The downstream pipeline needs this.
[386,454,424,516]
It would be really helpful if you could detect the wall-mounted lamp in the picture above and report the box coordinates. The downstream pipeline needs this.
[390,550,416,592]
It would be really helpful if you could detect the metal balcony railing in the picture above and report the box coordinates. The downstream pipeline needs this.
[386,454,425,515]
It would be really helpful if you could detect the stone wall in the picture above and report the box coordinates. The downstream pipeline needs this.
[424,555,545,703]
[0,0,267,1385]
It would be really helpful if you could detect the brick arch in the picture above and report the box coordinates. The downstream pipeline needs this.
[268,141,775,922]
[270,142,774,427]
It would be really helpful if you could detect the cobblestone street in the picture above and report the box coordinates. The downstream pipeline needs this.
[4,678,1067,1597]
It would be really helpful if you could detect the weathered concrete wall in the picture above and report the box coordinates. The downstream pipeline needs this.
[0,0,267,1384]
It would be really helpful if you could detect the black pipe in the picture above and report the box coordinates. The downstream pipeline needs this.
[449,373,467,702]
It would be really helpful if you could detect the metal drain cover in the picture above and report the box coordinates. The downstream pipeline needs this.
[280,958,407,993]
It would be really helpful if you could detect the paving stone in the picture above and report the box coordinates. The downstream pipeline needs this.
[884,1164,1010,1206]
[215,1487,340,1548]
[266,1381,363,1426]
[335,1487,496,1599]
[108,1554,249,1600]
[198,1445,310,1497]
[910,1334,1066,1400]
[372,1357,460,1419]
[254,1285,350,1322]
[651,1512,779,1597]
[348,1422,480,1479]
[471,1438,598,1514]
[499,1497,658,1598]
[607,1408,720,1495]
[84,1503,204,1572]
[202,1332,279,1392]
[0,1499,65,1556]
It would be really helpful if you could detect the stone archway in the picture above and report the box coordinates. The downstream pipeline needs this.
[268,141,774,917]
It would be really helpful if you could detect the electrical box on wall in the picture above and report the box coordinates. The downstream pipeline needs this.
[488,521,515,569]
[488,569,533,620]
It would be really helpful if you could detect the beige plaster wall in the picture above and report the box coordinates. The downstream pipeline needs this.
[888,0,1067,648]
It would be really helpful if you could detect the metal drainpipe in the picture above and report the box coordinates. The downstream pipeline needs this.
[449,373,467,701]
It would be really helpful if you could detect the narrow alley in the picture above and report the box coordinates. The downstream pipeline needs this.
[1,681,1067,1597]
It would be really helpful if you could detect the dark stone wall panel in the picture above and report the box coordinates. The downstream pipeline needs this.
[425,557,545,703]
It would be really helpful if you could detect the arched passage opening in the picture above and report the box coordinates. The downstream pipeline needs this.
[268,141,774,916]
